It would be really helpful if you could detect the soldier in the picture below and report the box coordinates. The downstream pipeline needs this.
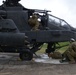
[48,51,62,59]
[28,14,40,31]
[61,38,76,64]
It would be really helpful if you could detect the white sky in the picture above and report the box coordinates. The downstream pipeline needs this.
[0,0,76,28]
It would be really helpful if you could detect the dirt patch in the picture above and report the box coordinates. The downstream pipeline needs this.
[0,53,75,75]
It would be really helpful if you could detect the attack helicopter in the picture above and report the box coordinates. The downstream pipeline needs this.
[0,0,76,60]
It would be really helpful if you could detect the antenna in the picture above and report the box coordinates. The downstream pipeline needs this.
[2,0,5,3]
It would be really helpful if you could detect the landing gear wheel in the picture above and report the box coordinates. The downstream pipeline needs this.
[19,50,33,61]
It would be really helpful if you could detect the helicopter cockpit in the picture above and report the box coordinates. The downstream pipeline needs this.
[32,10,71,31]
[48,14,71,30]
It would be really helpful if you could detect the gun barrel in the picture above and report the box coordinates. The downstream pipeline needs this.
[35,9,51,13]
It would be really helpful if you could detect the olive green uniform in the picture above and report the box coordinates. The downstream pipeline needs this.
[48,51,62,59]
[63,42,76,63]
[28,14,39,30]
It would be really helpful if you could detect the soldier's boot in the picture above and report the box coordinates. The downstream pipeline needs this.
[60,57,68,63]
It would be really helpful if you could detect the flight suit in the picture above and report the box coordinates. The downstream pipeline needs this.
[28,14,40,30]
[63,42,76,63]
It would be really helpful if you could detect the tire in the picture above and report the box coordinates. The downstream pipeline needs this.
[19,50,33,61]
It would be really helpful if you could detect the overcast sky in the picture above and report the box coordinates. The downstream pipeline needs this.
[0,0,76,28]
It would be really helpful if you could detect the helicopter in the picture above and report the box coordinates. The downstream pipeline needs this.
[0,0,76,60]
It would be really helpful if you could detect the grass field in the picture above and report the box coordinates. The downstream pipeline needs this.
[37,42,70,54]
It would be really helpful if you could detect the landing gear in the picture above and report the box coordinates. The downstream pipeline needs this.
[46,42,56,53]
[19,50,33,61]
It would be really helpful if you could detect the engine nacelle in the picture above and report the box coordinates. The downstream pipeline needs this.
[0,33,25,47]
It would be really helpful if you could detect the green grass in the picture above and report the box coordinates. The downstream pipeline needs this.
[37,42,70,54]
[37,43,47,53]
[56,42,69,54]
